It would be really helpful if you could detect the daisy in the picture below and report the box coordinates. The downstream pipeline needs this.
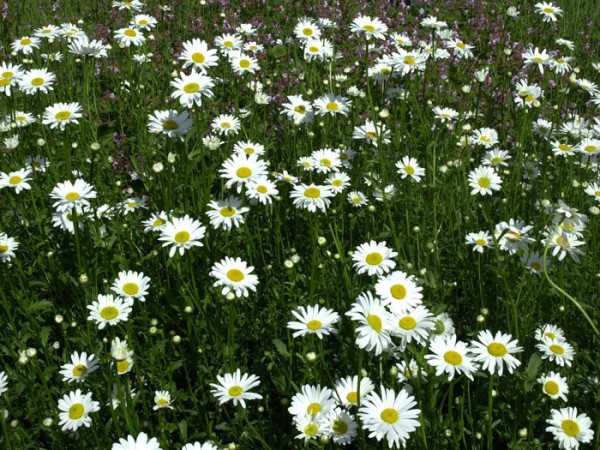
[470,330,523,376]
[131,14,157,30]
[536,338,575,367]
[538,372,569,401]
[468,166,502,195]
[472,127,499,148]
[353,120,390,147]
[112,433,162,450]
[334,376,375,407]
[522,47,550,74]
[60,23,86,39]
[535,2,563,22]
[0,372,7,395]
[546,407,594,449]
[210,369,262,408]
[281,94,314,124]
[396,359,427,384]
[180,39,219,73]
[584,182,600,201]
[328,408,359,445]
[550,56,573,75]
[110,385,136,410]
[182,443,217,450]
[219,153,266,192]
[87,295,134,330]
[326,172,350,193]
[0,169,32,194]
[148,110,193,141]
[577,137,600,155]
[352,241,397,276]
[119,197,147,215]
[433,107,459,123]
[375,270,422,313]
[482,149,511,167]
[430,312,455,339]
[0,62,24,96]
[68,36,108,58]
[211,113,241,136]
[209,256,258,298]
[111,270,151,302]
[425,334,478,381]
[19,68,55,95]
[114,27,146,47]
[42,102,83,130]
[348,191,368,207]
[11,36,40,54]
[246,178,278,205]
[293,413,331,444]
[58,390,100,432]
[358,387,421,448]
[231,54,260,75]
[60,351,99,383]
[232,141,265,156]
[494,219,534,254]
[543,230,585,263]
[396,156,425,182]
[447,39,475,59]
[214,33,243,53]
[391,49,428,75]
[465,231,493,253]
[287,305,341,339]
[351,15,388,40]
[294,19,321,40]
[391,306,435,348]
[52,208,86,234]
[390,32,412,48]
[205,197,249,230]
[311,148,342,173]
[313,94,351,117]
[345,292,394,355]
[421,15,447,29]
[289,384,335,417]
[50,179,97,212]
[303,38,334,61]
[153,391,174,410]
[158,215,206,258]
[112,0,144,11]
[170,71,215,108]
[290,184,334,213]
[35,24,60,38]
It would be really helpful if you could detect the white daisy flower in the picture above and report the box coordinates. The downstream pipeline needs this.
[209,369,262,408]
[209,256,259,298]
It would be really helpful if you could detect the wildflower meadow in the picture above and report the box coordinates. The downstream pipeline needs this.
[1,0,600,448]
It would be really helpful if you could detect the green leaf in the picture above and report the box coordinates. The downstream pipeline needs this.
[273,338,289,358]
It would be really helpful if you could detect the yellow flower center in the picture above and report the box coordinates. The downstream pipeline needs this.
[490,157,502,164]
[174,231,190,243]
[390,284,406,300]
[153,219,165,227]
[584,145,597,153]
[380,408,399,424]
[556,58,564,64]
[326,102,339,111]
[525,95,534,102]
[9,176,22,185]
[476,238,487,246]
[307,320,322,330]
[365,252,383,265]
[224,41,233,48]
[544,7,554,13]
[68,403,84,420]
[55,111,72,121]
[116,359,130,373]
[221,122,231,129]
[545,332,556,339]
[239,59,250,68]
[367,314,383,332]
[456,42,466,50]
[362,24,375,32]
[444,350,463,365]
[220,206,236,217]
[304,424,318,435]
[399,316,417,330]
[183,83,200,93]
[302,28,313,36]
[307,402,321,416]
[559,144,571,151]
[100,306,119,320]
[333,420,348,435]
[228,386,243,396]
[21,38,32,45]
[308,46,319,53]
[227,269,245,282]
[405,166,415,174]
[366,131,377,138]
[544,381,559,395]
[257,185,268,193]
[123,283,139,295]
[0,79,9,87]
[320,158,331,167]
[346,391,358,403]
[31,77,44,86]
[66,192,80,201]
[139,20,148,25]
[73,365,88,376]
[332,180,342,187]
[162,120,179,130]
[561,420,580,437]
[236,167,252,178]
[0,245,8,253]
[1,71,13,78]
[550,344,564,355]
[192,52,205,63]
[487,342,507,357]
[531,262,541,270]
[404,56,415,65]
[124,29,137,37]
[304,187,320,198]
[478,177,491,188]
[294,105,306,114]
